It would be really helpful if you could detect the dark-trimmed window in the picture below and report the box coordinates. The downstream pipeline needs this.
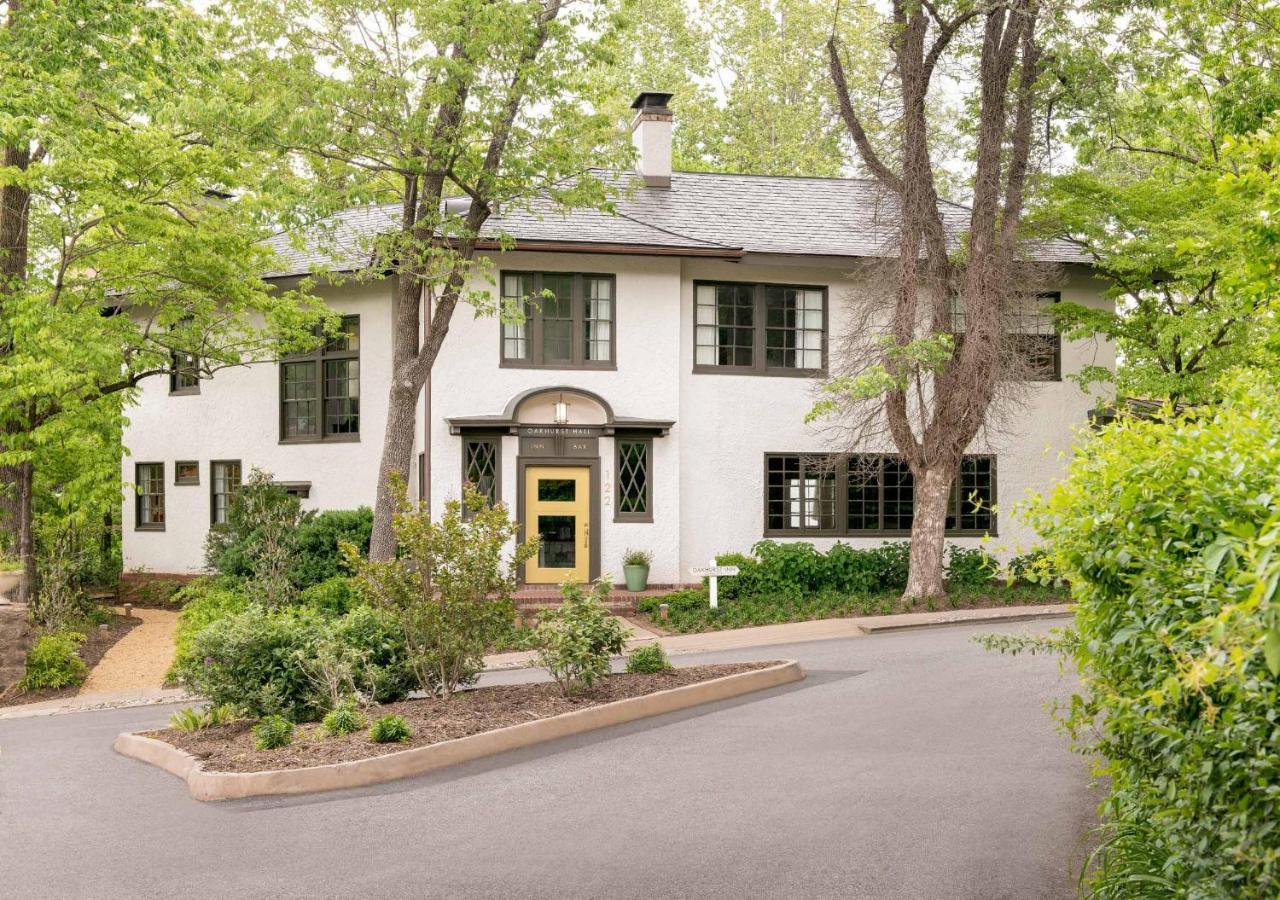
[615,438,652,521]
[174,461,200,485]
[170,351,200,395]
[280,316,360,441]
[462,437,500,507]
[135,463,166,530]
[953,292,1061,381]
[765,453,996,536]
[695,281,826,375]
[500,272,615,368]
[210,460,241,525]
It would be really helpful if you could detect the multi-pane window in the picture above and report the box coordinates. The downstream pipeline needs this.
[952,292,1061,381]
[280,316,360,440]
[170,351,200,394]
[616,438,652,521]
[210,460,242,525]
[174,461,200,485]
[500,272,615,368]
[135,463,166,530]
[765,455,838,532]
[695,281,826,374]
[764,453,996,536]
[462,437,500,507]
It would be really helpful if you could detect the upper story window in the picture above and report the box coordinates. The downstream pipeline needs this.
[500,272,615,369]
[280,316,360,442]
[764,452,996,537]
[694,281,826,375]
[953,292,1061,382]
[170,351,200,395]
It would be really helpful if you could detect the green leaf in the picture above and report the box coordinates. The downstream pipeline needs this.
[1265,626,1280,677]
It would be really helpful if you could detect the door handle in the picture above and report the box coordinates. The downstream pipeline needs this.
[583,522,589,549]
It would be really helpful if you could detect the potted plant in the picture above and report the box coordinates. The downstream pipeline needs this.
[622,548,652,592]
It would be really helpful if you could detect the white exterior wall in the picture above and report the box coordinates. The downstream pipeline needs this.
[121,281,396,573]
[122,249,1112,581]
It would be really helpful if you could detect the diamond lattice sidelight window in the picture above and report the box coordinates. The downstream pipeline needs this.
[616,439,650,520]
[463,438,499,507]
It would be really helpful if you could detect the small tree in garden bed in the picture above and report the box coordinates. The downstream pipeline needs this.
[347,482,536,699]
[205,469,301,607]
[532,579,628,696]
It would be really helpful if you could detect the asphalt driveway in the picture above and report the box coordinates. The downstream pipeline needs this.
[0,618,1096,899]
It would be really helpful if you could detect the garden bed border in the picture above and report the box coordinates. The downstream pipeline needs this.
[115,659,804,801]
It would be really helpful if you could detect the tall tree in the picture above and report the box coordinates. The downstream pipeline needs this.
[0,0,326,600]
[219,0,629,560]
[1039,0,1280,404]
[614,0,885,176]
[813,0,1060,599]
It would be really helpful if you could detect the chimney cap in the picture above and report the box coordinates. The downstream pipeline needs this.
[631,91,674,111]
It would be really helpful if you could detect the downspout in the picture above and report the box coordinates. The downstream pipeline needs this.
[422,285,432,514]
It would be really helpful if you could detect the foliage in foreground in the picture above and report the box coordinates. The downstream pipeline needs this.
[532,579,628,696]
[348,484,536,699]
[18,630,87,690]
[1024,375,1280,897]
[322,700,366,738]
[172,603,415,722]
[169,704,237,732]
[252,715,294,750]
[625,643,672,674]
[368,715,412,745]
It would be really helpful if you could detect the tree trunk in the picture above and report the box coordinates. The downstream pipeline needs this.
[902,465,953,600]
[14,460,35,603]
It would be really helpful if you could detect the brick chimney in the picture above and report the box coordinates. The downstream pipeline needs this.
[630,92,673,188]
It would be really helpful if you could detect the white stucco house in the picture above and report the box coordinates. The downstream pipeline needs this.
[121,92,1112,586]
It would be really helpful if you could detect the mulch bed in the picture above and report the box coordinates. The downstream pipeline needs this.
[0,612,142,708]
[150,662,778,773]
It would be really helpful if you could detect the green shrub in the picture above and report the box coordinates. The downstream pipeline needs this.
[368,714,411,744]
[1006,548,1058,585]
[171,579,250,668]
[1029,375,1280,896]
[944,546,997,587]
[349,484,535,698]
[298,576,361,616]
[532,579,628,696]
[625,643,672,674]
[204,469,301,605]
[293,508,372,589]
[711,552,760,600]
[19,630,87,690]
[172,604,414,721]
[169,704,237,732]
[322,700,366,737]
[868,541,910,591]
[825,542,890,594]
[253,715,294,750]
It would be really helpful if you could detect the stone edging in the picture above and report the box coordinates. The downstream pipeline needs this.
[114,660,804,802]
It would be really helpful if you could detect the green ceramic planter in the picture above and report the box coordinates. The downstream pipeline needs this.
[623,564,650,592]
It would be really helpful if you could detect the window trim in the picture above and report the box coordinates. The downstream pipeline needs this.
[498,270,617,370]
[614,436,653,523]
[279,315,361,444]
[134,462,166,531]
[460,434,503,511]
[174,461,200,486]
[762,452,997,538]
[953,291,1062,383]
[693,279,828,377]
[209,459,242,526]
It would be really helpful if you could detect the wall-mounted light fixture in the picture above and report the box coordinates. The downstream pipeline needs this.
[554,393,570,425]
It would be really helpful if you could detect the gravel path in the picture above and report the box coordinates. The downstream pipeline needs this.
[78,607,178,694]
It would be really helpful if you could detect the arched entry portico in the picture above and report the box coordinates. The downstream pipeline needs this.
[446,387,672,584]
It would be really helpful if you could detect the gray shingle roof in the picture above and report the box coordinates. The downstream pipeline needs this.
[263,168,1088,278]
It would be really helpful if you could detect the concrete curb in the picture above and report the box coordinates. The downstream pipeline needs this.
[115,660,804,802]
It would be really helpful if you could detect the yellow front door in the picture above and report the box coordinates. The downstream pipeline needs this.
[524,466,591,584]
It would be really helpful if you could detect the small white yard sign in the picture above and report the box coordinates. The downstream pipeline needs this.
[690,560,740,610]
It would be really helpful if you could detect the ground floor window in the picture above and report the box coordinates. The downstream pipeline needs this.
[615,437,652,521]
[764,453,996,537]
[211,460,242,525]
[135,463,166,530]
[462,437,500,508]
